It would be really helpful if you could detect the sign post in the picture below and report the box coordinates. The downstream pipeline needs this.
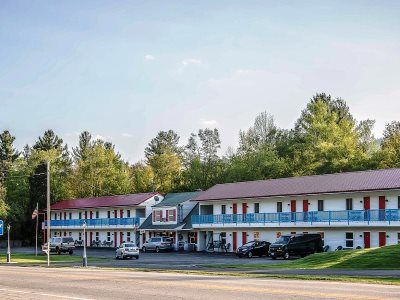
[82,221,87,267]
[6,224,11,263]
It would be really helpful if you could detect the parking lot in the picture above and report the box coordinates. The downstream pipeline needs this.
[12,247,284,270]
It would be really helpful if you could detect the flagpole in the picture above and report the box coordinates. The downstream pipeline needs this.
[35,202,38,256]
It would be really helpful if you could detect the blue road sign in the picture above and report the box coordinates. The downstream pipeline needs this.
[0,220,3,236]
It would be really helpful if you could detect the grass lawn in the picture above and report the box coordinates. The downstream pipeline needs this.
[202,244,400,270]
[0,253,103,264]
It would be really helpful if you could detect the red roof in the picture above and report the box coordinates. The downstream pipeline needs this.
[193,168,400,201]
[50,192,160,210]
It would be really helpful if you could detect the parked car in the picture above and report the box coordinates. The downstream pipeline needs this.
[269,234,323,259]
[141,237,174,253]
[115,243,139,260]
[236,241,271,258]
[42,237,75,255]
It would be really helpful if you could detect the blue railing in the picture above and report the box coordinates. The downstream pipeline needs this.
[192,209,400,225]
[45,217,141,228]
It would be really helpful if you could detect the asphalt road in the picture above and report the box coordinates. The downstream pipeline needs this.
[0,266,399,300]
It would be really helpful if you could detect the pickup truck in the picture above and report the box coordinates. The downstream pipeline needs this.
[42,237,75,255]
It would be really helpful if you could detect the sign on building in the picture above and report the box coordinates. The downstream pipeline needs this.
[0,220,3,236]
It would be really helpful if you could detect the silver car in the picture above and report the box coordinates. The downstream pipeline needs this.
[142,237,174,253]
[115,243,139,260]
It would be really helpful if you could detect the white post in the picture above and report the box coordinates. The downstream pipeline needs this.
[6,224,11,263]
[46,161,51,267]
[35,202,38,256]
[82,221,87,267]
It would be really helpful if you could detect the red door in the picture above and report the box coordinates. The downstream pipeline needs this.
[291,200,297,212]
[114,232,117,247]
[379,232,386,247]
[233,203,237,214]
[303,200,308,212]
[242,232,247,245]
[379,196,386,210]
[364,232,370,248]
[232,232,237,251]
[242,203,247,214]
[363,197,370,210]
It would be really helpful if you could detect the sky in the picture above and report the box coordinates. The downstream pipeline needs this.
[1,1,400,162]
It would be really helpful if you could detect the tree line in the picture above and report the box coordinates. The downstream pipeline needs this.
[1,93,400,242]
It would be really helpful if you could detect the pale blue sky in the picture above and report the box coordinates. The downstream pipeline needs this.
[1,1,400,162]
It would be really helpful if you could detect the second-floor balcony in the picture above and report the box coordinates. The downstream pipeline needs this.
[45,217,142,229]
[192,209,400,227]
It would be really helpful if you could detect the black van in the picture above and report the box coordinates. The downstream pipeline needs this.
[268,234,323,259]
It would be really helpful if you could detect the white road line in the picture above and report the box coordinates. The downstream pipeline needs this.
[0,286,93,300]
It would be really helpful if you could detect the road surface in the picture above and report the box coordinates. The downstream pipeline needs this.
[0,266,399,300]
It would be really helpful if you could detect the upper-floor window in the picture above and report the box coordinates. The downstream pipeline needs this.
[127,210,131,218]
[398,196,400,209]
[346,198,353,211]
[107,211,111,218]
[254,203,260,214]
[221,205,226,215]
[168,209,175,221]
[277,202,283,213]
[79,212,82,219]
[68,212,72,219]
[95,211,99,219]
[318,200,324,211]
[154,210,161,222]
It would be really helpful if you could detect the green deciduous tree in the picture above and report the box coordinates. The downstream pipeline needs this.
[378,121,400,168]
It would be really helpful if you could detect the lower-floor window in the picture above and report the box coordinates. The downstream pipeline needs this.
[345,232,354,248]
[107,232,111,242]
[95,232,99,241]
[78,232,82,241]
[69,232,72,237]
[127,232,131,242]
[220,232,226,245]
[398,232,400,244]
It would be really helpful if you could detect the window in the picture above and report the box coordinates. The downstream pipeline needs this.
[107,211,111,218]
[95,232,99,241]
[168,210,174,221]
[220,232,226,245]
[154,210,161,222]
[90,211,93,219]
[95,211,99,219]
[290,232,296,235]
[69,232,72,237]
[318,200,324,211]
[345,232,354,248]
[79,232,82,241]
[398,196,400,209]
[254,203,260,214]
[54,213,57,220]
[127,210,131,218]
[127,232,131,242]
[79,212,82,219]
[221,205,226,215]
[107,232,111,242]
[69,212,72,219]
[398,233,400,244]
[277,202,283,213]
[346,198,353,211]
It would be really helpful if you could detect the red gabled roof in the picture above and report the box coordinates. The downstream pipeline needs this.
[193,168,400,202]
[50,192,160,210]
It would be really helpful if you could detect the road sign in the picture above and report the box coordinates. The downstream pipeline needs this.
[0,220,3,236]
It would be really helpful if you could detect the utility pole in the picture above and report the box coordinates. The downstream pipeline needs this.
[82,221,87,267]
[46,161,51,267]
[6,224,11,263]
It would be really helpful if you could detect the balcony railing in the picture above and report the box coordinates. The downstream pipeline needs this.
[45,217,141,228]
[192,209,400,225]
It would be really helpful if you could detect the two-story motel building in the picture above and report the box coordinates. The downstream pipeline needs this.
[191,168,400,252]
[47,192,162,247]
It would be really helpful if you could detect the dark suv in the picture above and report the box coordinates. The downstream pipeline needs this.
[269,234,323,259]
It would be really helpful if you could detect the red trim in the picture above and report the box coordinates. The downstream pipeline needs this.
[233,203,237,214]
[303,200,308,212]
[172,209,176,221]
[160,210,163,221]
[291,200,296,212]
[379,232,386,247]
[364,232,370,248]
[364,197,370,210]
[166,210,169,222]
[242,203,247,214]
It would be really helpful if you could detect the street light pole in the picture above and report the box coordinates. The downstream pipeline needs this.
[46,161,51,267]
[82,221,87,267]
[6,224,11,263]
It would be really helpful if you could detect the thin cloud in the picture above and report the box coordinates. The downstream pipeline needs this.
[182,58,202,66]
[121,133,133,138]
[144,54,156,61]
[201,119,218,127]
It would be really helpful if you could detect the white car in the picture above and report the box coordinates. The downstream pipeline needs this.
[115,243,139,260]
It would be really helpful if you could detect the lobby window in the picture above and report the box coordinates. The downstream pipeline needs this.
[346,198,353,211]
[221,205,226,215]
[254,203,260,214]
[277,202,283,213]
[318,200,324,211]
[345,232,354,248]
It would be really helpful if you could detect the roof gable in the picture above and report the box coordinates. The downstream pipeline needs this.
[153,192,202,207]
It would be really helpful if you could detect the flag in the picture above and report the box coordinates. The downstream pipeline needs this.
[32,203,38,220]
